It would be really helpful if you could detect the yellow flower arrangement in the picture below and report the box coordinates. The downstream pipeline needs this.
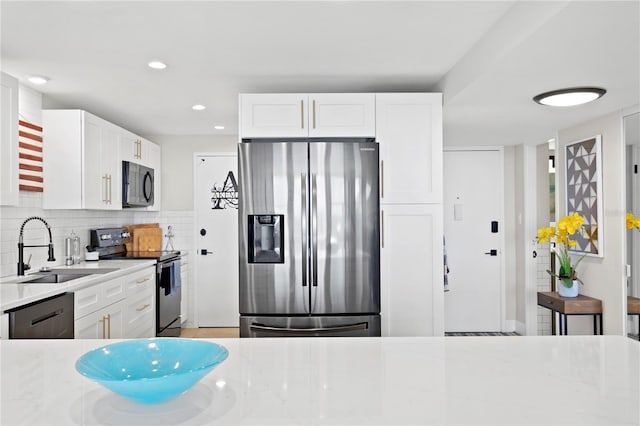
[536,213,586,288]
[626,212,640,230]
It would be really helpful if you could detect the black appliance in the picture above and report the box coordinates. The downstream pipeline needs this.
[122,161,155,208]
[8,293,74,339]
[89,227,181,337]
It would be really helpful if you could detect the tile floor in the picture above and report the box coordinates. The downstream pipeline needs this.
[180,327,240,338]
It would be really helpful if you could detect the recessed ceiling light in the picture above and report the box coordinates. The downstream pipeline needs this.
[214,125,225,130]
[148,61,167,70]
[27,75,49,85]
[192,104,206,111]
[533,87,606,107]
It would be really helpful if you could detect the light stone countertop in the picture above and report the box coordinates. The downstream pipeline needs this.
[0,259,156,312]
[1,335,638,425]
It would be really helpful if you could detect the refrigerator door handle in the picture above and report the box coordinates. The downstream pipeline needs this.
[311,173,318,287]
[249,322,368,334]
[301,173,307,287]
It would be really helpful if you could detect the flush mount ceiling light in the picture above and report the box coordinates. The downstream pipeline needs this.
[147,61,167,70]
[192,104,206,111]
[533,87,606,107]
[27,75,49,85]
[214,125,225,130]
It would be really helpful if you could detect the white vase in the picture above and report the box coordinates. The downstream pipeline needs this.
[558,279,579,297]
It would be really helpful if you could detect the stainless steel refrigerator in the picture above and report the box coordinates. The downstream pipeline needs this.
[238,141,381,337]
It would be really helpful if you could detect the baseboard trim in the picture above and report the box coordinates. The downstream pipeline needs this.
[503,320,516,332]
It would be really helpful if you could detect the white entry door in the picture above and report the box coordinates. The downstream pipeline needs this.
[194,153,239,327]
[444,149,503,332]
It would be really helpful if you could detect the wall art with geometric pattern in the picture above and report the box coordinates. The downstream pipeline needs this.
[565,135,603,257]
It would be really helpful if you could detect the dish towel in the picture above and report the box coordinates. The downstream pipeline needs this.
[169,262,182,295]
[443,236,450,292]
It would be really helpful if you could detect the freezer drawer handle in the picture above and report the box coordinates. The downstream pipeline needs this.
[250,322,368,334]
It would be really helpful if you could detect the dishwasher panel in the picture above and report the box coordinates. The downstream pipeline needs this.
[9,292,74,339]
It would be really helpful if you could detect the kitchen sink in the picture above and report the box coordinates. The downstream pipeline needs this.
[20,268,118,284]
[22,273,94,284]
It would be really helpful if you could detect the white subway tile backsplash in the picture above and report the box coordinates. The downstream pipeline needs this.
[0,192,194,278]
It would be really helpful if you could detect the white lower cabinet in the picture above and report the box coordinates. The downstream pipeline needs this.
[123,267,156,338]
[380,204,444,337]
[180,254,189,326]
[75,299,125,339]
[74,266,156,339]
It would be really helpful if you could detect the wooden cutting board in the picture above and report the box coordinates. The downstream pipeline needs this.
[128,224,162,252]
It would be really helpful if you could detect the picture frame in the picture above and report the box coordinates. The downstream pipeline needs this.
[565,135,603,257]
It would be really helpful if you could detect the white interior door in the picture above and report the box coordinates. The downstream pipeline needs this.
[194,153,239,327]
[444,149,503,332]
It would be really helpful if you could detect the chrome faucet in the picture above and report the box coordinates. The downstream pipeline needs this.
[17,216,56,275]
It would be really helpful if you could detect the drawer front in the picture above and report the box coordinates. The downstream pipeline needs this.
[74,285,104,319]
[125,267,155,296]
[537,293,563,312]
[124,291,154,337]
[103,278,125,305]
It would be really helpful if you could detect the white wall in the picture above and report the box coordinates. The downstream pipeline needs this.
[503,146,517,325]
[149,135,237,211]
[557,111,627,335]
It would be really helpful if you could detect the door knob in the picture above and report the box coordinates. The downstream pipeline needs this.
[484,249,497,256]
[200,249,213,255]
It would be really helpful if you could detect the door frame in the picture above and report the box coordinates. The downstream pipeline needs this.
[192,151,238,327]
[443,146,507,331]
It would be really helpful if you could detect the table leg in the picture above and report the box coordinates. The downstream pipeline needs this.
[593,315,597,335]
[599,314,603,335]
[563,314,568,336]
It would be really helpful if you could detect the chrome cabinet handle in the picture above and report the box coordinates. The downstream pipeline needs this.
[136,303,150,312]
[301,173,307,287]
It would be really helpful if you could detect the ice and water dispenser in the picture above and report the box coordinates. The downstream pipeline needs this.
[248,215,284,263]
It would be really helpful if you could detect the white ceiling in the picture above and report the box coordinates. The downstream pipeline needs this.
[2,1,638,146]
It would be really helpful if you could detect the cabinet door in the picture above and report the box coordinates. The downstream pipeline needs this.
[121,130,141,164]
[376,93,443,204]
[240,94,308,139]
[180,259,188,325]
[83,113,121,209]
[124,289,154,338]
[144,138,161,211]
[1,72,19,206]
[75,300,125,339]
[308,93,375,137]
[380,204,443,337]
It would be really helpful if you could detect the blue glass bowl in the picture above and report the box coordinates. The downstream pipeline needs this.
[75,338,228,404]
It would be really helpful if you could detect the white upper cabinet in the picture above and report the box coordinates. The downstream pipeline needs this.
[1,72,19,206]
[121,131,158,168]
[145,138,161,211]
[43,110,121,210]
[239,93,375,139]
[376,93,443,205]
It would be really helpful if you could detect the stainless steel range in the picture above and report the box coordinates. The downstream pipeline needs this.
[89,227,182,337]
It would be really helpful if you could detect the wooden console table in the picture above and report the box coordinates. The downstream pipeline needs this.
[537,292,603,335]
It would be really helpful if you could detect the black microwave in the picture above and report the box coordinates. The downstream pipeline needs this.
[122,161,154,208]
